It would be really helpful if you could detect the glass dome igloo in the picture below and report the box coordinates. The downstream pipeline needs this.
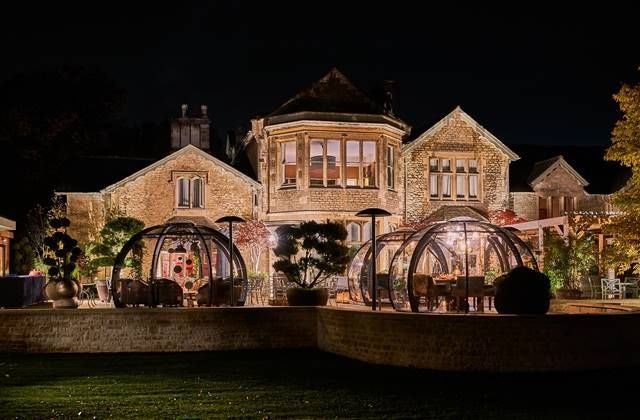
[110,222,247,308]
[387,218,538,312]
[347,228,416,306]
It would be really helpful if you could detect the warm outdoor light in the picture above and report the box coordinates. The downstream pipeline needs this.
[215,216,246,306]
[355,208,391,311]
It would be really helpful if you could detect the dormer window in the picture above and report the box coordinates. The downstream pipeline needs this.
[176,176,205,208]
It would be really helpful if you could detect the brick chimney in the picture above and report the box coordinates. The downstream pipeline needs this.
[170,104,211,152]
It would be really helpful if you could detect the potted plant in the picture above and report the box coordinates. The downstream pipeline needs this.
[272,221,350,306]
[43,217,83,308]
[88,217,145,301]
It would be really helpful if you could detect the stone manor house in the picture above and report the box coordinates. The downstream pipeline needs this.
[61,68,627,273]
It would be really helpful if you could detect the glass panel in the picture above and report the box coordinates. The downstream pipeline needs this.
[346,141,360,186]
[362,141,376,187]
[429,158,439,172]
[309,140,324,186]
[282,141,297,185]
[178,178,190,207]
[551,197,560,217]
[347,222,361,242]
[456,159,465,172]
[456,175,465,198]
[192,178,204,208]
[387,146,394,189]
[442,175,451,198]
[469,174,478,198]
[442,159,451,172]
[326,140,341,186]
[430,174,439,198]
[469,159,478,173]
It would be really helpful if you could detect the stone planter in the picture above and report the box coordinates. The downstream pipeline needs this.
[286,287,329,306]
[95,280,110,302]
[45,279,79,309]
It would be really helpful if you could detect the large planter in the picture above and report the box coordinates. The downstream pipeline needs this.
[286,287,329,306]
[96,280,110,302]
[45,279,79,309]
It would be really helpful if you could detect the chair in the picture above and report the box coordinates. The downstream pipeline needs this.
[601,278,623,299]
[154,278,184,307]
[452,276,486,312]
[269,273,288,306]
[116,278,151,307]
[413,274,450,311]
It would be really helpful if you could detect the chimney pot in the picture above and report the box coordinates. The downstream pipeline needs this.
[181,104,188,117]
[201,104,208,117]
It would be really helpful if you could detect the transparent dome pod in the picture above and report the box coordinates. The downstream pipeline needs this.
[111,222,247,308]
[389,219,538,312]
[347,229,415,305]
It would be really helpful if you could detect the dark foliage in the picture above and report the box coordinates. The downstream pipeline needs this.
[272,221,349,288]
[43,217,82,282]
[494,266,551,314]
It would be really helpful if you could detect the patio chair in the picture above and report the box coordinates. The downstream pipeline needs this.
[154,278,184,307]
[601,278,623,299]
[623,277,639,299]
[452,276,486,312]
[413,274,450,311]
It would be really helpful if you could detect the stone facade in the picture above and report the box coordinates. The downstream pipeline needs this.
[252,119,407,233]
[403,108,517,222]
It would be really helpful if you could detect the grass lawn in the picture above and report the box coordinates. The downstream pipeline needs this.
[0,349,637,419]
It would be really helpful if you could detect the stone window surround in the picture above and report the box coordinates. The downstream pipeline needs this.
[172,171,208,209]
[428,153,481,202]
[345,220,376,243]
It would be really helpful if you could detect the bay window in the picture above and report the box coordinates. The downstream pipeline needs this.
[386,145,394,189]
[309,139,342,187]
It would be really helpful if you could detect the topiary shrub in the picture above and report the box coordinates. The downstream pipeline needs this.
[494,266,551,314]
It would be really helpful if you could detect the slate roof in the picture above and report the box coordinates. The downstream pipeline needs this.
[268,67,383,117]
[263,68,410,131]
[508,144,630,194]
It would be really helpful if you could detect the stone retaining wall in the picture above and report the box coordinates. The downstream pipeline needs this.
[0,307,316,353]
[2,307,640,372]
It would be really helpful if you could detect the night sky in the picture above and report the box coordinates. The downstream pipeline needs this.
[2,2,638,146]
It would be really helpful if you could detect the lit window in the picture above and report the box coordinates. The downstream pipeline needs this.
[469,175,478,198]
[386,145,394,189]
[346,140,378,188]
[177,178,190,207]
[281,141,297,186]
[362,141,376,187]
[309,139,342,187]
[192,177,204,208]
[430,174,439,198]
[177,177,205,208]
[309,140,324,186]
[347,222,361,242]
[363,221,372,242]
[430,156,479,200]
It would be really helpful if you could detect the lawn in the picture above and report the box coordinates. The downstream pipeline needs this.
[0,349,636,419]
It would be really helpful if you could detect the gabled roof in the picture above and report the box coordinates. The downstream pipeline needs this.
[101,145,261,193]
[402,106,520,161]
[527,155,589,187]
[508,144,631,194]
[264,68,409,131]
[0,216,16,231]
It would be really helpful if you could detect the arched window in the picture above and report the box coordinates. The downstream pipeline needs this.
[192,177,204,208]
[176,176,205,208]
[347,222,361,242]
[177,178,190,207]
[363,221,372,242]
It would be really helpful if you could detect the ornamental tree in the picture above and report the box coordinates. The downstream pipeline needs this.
[234,218,272,272]
[272,221,350,289]
[604,70,640,274]
[488,209,527,226]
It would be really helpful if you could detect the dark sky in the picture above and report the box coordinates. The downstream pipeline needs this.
[2,2,638,146]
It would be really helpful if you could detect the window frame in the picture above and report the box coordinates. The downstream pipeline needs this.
[175,174,206,209]
[280,140,297,187]
[386,145,395,190]
[429,156,480,201]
